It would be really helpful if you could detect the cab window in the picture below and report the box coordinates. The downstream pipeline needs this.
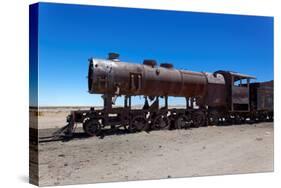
[233,78,248,87]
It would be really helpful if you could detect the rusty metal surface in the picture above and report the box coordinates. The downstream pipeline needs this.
[256,81,273,111]
[206,84,226,107]
[232,86,249,104]
[204,72,226,107]
[257,87,273,111]
[88,58,208,98]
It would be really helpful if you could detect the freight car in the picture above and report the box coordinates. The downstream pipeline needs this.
[63,53,273,137]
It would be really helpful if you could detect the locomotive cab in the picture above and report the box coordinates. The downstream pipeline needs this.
[215,71,256,112]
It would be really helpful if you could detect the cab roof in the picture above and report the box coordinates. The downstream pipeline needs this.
[228,71,256,79]
[215,70,256,80]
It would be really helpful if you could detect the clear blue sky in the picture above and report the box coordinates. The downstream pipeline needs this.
[36,2,273,106]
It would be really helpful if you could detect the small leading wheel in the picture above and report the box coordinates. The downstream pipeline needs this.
[175,114,192,129]
[131,115,148,132]
[83,119,101,136]
[152,114,170,130]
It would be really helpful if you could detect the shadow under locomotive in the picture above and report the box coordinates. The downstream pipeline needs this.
[56,53,273,139]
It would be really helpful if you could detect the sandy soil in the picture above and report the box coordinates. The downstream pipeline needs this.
[37,122,274,186]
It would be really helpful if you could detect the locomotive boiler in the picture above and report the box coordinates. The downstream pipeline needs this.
[88,53,226,108]
[63,53,273,137]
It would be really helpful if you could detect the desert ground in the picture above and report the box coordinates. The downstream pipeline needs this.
[30,107,274,186]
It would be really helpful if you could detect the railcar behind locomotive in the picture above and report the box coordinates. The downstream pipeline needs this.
[64,53,273,136]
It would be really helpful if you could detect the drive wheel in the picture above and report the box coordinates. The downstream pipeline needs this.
[83,119,101,136]
[175,114,192,129]
[152,114,170,130]
[131,115,148,132]
[193,111,206,127]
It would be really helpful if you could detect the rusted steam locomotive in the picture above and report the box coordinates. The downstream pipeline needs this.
[64,53,273,136]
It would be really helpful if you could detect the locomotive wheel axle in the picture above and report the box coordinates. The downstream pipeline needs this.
[152,114,170,130]
[131,115,148,132]
[174,114,192,129]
